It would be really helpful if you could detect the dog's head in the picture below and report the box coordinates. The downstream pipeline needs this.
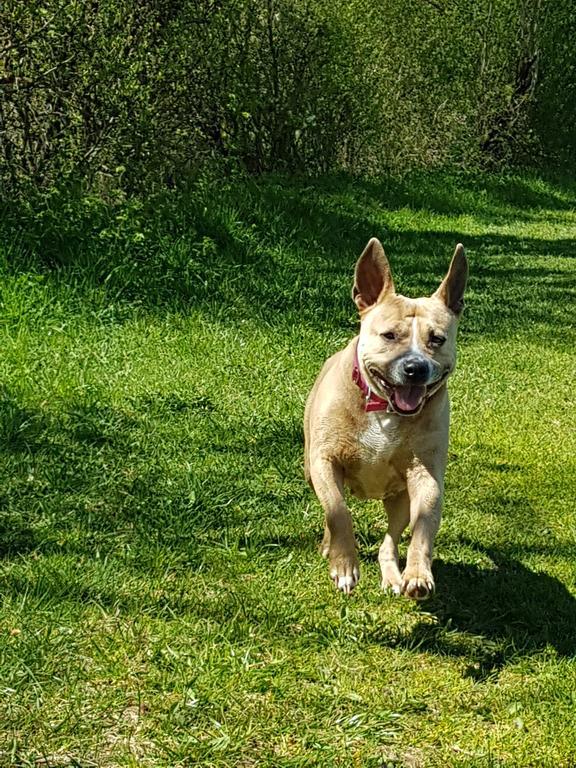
[353,238,468,416]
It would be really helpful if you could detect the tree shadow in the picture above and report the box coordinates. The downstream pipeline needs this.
[2,173,575,342]
[0,387,221,563]
[269,171,576,219]
[2,381,575,679]
[173,179,575,342]
[0,388,312,578]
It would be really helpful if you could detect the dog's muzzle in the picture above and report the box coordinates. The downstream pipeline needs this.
[366,354,449,416]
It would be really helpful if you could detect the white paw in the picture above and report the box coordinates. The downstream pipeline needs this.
[329,557,360,594]
[335,573,359,593]
[382,580,402,596]
[380,561,402,595]
[401,567,435,600]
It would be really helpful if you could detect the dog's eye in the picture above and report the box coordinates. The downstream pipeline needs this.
[429,333,446,346]
[381,331,396,341]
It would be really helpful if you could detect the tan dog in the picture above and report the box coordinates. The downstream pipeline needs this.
[304,238,467,598]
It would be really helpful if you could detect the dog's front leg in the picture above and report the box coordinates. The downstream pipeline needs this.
[402,465,444,600]
[309,457,359,594]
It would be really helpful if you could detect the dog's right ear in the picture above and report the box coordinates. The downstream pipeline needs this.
[352,238,395,311]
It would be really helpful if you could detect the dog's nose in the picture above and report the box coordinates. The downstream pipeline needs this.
[402,357,429,382]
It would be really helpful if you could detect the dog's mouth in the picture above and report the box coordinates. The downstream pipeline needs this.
[390,384,428,414]
[368,368,440,415]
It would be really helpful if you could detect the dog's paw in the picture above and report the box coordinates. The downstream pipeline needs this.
[329,553,360,595]
[380,562,402,596]
[401,565,435,600]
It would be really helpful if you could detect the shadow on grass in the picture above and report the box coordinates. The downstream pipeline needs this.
[2,173,575,343]
[0,388,310,579]
[2,387,575,680]
[267,171,576,219]
[0,389,222,564]
[401,545,576,680]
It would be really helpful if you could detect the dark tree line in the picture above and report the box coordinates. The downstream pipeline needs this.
[0,0,575,196]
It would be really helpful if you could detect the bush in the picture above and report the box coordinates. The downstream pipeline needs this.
[0,0,574,196]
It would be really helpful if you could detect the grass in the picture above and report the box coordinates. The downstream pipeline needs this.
[0,170,575,767]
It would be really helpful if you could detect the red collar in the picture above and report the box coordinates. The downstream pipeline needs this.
[352,341,391,413]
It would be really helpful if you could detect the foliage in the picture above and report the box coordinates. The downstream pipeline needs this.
[529,0,576,164]
[1,0,575,195]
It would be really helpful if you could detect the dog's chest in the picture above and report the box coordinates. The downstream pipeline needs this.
[347,412,405,499]
[358,412,401,457]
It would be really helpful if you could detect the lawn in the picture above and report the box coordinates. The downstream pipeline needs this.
[0,171,575,767]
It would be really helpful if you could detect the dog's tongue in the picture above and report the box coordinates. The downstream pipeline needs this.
[394,385,426,413]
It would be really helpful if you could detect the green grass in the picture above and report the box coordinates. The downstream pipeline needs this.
[0,170,575,767]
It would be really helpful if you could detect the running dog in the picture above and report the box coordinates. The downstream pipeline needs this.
[304,238,467,598]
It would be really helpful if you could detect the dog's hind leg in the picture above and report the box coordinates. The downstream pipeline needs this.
[379,491,410,595]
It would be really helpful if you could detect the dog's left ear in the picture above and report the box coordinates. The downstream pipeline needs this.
[434,243,468,315]
[352,238,395,311]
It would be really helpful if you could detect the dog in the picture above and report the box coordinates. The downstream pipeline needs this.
[304,238,467,598]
